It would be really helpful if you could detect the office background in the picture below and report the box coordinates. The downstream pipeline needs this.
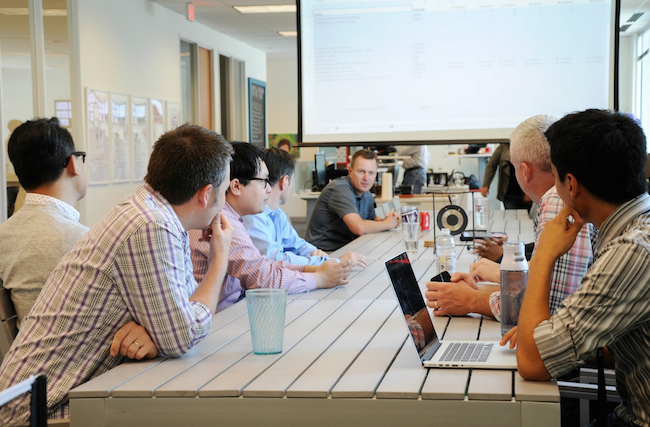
[0,0,647,226]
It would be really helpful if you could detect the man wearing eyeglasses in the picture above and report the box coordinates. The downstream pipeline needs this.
[0,118,89,327]
[306,149,400,252]
[190,142,352,311]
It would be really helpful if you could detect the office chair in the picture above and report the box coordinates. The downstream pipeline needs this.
[0,374,47,427]
[0,283,19,363]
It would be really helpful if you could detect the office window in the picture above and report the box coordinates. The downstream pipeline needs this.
[636,27,650,151]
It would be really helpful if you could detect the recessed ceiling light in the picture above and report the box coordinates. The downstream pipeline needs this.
[233,5,296,14]
[279,31,297,37]
[0,8,67,16]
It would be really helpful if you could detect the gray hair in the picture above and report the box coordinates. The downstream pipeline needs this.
[509,115,558,172]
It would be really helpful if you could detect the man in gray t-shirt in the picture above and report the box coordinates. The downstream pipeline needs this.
[306,149,399,252]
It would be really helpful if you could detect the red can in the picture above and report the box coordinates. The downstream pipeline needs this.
[420,212,430,231]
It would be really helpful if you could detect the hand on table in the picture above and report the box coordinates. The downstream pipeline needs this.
[311,249,329,257]
[314,259,351,289]
[339,252,368,269]
[425,272,481,317]
[469,258,501,283]
[110,321,159,360]
[500,326,517,349]
[383,208,400,229]
[471,235,506,262]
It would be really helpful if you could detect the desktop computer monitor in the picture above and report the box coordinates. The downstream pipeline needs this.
[314,153,328,191]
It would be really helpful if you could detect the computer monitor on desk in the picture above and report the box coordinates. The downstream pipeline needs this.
[313,153,327,191]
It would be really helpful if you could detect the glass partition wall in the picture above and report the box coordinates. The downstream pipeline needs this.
[0,0,71,222]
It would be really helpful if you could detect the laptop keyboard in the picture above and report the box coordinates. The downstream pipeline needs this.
[439,342,492,363]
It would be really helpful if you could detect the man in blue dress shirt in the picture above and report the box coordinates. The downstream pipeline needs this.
[243,147,367,267]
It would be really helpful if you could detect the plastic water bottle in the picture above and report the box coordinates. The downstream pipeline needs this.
[500,241,528,336]
[436,228,456,274]
[474,194,490,231]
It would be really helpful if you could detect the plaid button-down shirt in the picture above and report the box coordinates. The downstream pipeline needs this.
[0,185,212,424]
[488,186,596,320]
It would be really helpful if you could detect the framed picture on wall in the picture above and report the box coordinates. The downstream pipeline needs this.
[110,92,131,183]
[131,96,150,182]
[85,88,111,185]
[167,102,181,131]
[248,78,266,150]
[150,98,166,147]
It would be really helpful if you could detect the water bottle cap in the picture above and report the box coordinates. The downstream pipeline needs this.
[440,228,450,235]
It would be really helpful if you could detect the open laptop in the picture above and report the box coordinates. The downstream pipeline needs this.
[384,252,517,369]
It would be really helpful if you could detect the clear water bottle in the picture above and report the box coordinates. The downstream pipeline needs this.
[500,241,528,336]
[436,228,456,274]
[474,194,490,230]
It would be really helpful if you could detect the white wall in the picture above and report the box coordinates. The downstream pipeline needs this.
[267,55,315,217]
[73,0,267,226]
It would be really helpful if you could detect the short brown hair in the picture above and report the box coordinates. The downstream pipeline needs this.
[145,124,232,205]
[351,149,377,168]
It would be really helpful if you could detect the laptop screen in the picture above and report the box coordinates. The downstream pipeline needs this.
[385,252,441,362]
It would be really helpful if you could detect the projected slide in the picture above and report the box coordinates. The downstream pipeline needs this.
[299,0,615,143]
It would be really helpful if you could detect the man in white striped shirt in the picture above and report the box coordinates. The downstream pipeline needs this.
[512,109,650,427]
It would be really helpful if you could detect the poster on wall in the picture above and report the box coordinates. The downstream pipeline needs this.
[132,96,150,181]
[248,78,266,150]
[167,102,181,131]
[86,88,110,184]
[268,134,299,158]
[110,93,131,183]
[151,98,166,148]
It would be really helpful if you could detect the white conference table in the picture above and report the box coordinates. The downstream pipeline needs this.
[69,211,557,427]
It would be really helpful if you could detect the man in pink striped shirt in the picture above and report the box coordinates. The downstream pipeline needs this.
[190,142,357,311]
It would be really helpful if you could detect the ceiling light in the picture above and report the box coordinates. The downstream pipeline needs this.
[279,31,297,37]
[233,5,296,14]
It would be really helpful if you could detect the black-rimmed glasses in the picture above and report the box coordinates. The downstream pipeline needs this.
[247,177,270,188]
[64,151,86,167]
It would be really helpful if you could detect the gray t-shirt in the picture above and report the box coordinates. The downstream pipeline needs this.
[306,176,376,252]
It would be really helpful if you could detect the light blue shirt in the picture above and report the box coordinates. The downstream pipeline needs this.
[243,206,330,265]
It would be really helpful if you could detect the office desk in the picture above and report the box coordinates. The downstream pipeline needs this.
[69,223,557,427]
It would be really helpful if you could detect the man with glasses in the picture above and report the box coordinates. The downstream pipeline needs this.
[0,118,89,327]
[190,142,352,311]
[306,149,400,252]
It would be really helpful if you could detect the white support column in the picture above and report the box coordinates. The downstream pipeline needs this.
[66,0,86,224]
[28,0,47,117]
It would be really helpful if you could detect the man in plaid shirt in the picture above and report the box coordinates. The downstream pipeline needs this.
[0,125,233,424]
[425,115,596,320]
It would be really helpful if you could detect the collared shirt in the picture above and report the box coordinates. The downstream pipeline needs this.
[242,205,329,266]
[0,194,88,326]
[306,176,376,252]
[24,193,81,221]
[0,185,212,424]
[534,193,650,427]
[189,202,317,312]
[488,186,596,320]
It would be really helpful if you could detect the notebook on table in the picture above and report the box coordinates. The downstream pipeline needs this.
[384,252,517,369]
